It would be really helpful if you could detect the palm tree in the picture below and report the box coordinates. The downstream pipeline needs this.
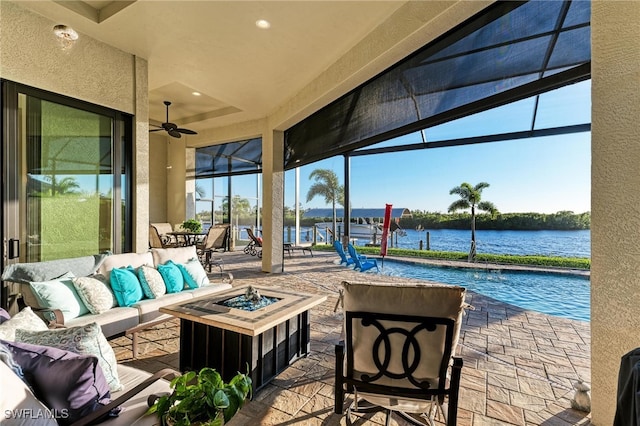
[306,169,344,243]
[44,175,81,196]
[448,182,498,261]
[195,183,206,199]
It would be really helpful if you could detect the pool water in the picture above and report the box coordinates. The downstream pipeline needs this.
[379,260,590,322]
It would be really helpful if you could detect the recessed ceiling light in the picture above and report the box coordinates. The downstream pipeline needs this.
[255,19,271,29]
[53,24,78,41]
[192,91,201,96]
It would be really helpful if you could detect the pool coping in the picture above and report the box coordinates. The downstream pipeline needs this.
[379,254,590,278]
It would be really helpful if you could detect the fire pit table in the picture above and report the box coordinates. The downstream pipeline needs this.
[159,285,326,391]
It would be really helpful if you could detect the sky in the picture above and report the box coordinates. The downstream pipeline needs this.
[202,80,591,216]
[284,133,590,215]
[283,80,591,215]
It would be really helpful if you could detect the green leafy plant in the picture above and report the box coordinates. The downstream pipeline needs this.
[182,219,203,233]
[147,367,252,426]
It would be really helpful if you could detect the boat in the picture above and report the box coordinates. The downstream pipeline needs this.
[314,221,406,244]
[307,207,411,244]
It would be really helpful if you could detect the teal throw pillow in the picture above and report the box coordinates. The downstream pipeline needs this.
[157,261,184,293]
[29,273,89,322]
[177,258,209,289]
[109,267,144,306]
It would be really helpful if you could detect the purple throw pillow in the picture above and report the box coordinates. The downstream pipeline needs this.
[0,308,10,324]
[0,339,116,425]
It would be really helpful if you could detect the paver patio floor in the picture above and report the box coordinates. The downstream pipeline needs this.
[111,250,591,425]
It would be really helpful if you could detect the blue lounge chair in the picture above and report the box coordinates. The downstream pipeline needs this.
[347,244,379,272]
[333,241,356,266]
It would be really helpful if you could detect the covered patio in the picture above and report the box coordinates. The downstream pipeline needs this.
[1,1,639,423]
[111,251,591,426]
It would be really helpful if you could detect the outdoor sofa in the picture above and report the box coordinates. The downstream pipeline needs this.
[1,245,233,357]
[0,245,238,425]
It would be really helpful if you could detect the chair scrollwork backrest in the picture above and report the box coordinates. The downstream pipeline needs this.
[335,281,467,426]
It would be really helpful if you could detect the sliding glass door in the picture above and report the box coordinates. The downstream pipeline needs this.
[2,81,132,267]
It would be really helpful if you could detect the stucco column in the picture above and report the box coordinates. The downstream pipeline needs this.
[133,56,149,253]
[261,129,284,273]
[591,2,640,424]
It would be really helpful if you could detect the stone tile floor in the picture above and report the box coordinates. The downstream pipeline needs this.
[110,250,592,425]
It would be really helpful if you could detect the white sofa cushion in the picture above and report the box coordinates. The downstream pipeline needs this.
[65,306,140,338]
[133,292,193,324]
[96,252,154,278]
[151,246,198,266]
[104,364,172,426]
[0,361,57,425]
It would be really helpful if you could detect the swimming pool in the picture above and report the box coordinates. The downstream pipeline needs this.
[379,259,590,322]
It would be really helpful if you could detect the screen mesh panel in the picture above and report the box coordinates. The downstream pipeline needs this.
[195,138,262,178]
[284,0,590,169]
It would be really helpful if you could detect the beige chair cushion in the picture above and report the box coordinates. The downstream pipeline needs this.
[150,223,174,235]
[149,225,165,249]
[200,225,229,250]
[341,281,466,389]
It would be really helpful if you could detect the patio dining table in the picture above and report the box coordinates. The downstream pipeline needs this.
[167,231,205,246]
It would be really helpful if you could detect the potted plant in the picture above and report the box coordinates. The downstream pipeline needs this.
[147,367,252,426]
[182,219,203,233]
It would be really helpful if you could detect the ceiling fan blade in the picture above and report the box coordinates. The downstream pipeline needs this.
[149,128,165,133]
[168,129,182,138]
[177,128,197,135]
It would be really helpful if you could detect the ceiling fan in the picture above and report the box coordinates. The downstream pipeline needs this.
[149,101,197,138]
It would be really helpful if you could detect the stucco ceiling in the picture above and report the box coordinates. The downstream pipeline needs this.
[16,1,407,134]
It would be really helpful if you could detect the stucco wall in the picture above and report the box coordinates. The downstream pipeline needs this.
[149,133,169,223]
[0,1,136,114]
[0,1,149,253]
[591,2,640,424]
[166,138,187,228]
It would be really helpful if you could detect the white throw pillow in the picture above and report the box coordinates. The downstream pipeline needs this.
[137,265,167,298]
[15,322,123,392]
[0,307,48,341]
[72,275,117,314]
[178,258,209,288]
